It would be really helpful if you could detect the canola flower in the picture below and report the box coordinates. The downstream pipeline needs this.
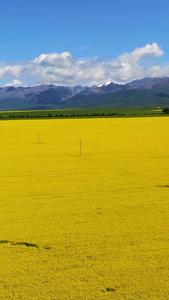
[0,117,169,299]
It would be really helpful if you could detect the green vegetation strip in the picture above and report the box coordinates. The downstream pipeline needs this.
[0,106,167,120]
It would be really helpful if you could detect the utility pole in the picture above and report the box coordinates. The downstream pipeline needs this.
[80,140,82,156]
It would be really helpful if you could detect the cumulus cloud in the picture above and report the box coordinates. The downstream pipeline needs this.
[4,79,26,87]
[0,65,23,80]
[117,43,164,64]
[0,43,168,86]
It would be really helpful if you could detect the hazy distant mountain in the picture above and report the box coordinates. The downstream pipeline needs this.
[1,77,169,110]
[62,77,169,109]
[0,85,86,110]
[126,77,169,90]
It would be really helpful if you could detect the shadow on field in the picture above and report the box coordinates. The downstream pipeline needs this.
[0,240,51,250]
[155,185,169,188]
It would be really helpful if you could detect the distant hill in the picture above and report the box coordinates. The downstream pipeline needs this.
[1,77,169,110]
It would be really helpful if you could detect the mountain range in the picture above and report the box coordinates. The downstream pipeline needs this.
[1,77,169,110]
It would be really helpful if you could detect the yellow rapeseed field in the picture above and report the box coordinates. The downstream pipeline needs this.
[0,117,169,299]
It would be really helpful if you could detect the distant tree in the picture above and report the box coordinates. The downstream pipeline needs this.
[163,108,169,113]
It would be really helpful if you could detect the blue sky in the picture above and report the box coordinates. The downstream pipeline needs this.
[1,0,169,86]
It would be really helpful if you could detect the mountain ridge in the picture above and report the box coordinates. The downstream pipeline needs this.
[1,77,169,110]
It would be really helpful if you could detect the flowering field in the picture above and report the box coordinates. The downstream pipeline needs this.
[0,117,169,299]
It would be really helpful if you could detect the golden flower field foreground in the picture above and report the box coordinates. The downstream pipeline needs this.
[0,117,169,299]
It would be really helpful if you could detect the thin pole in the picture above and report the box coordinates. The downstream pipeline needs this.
[80,140,82,156]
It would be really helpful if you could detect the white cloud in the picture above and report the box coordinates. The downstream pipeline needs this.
[0,43,167,86]
[105,43,165,82]
[117,43,164,64]
[4,79,26,87]
[0,65,23,80]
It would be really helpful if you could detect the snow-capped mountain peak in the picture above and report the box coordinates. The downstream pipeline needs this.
[98,81,112,87]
